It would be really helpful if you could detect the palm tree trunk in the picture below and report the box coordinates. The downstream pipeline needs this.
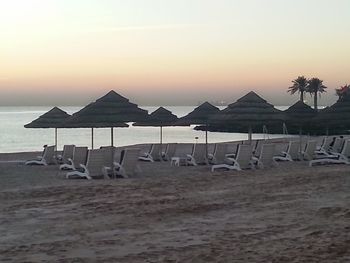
[314,91,318,110]
[300,91,304,102]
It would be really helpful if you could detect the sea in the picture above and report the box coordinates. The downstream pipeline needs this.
[0,106,291,153]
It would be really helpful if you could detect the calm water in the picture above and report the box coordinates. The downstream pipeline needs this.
[0,106,290,153]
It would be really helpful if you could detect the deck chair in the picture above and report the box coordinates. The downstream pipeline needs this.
[187,143,207,166]
[162,143,177,161]
[252,144,277,169]
[212,144,254,171]
[139,144,162,162]
[252,139,264,157]
[300,140,317,161]
[56,145,75,164]
[60,146,88,170]
[310,139,350,166]
[66,149,109,180]
[111,148,141,178]
[315,137,333,155]
[208,144,229,165]
[273,141,300,162]
[25,145,56,165]
[329,137,345,155]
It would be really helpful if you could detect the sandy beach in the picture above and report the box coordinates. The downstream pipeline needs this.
[1,143,350,262]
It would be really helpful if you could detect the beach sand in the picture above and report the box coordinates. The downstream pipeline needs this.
[1,147,350,262]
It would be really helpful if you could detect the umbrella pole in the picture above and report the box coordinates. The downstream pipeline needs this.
[55,128,58,163]
[160,126,163,161]
[248,125,252,144]
[111,127,115,178]
[205,120,208,162]
[55,128,58,150]
[91,128,94,149]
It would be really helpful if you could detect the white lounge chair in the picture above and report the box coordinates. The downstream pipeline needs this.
[300,140,317,161]
[139,144,162,162]
[187,143,207,166]
[309,139,350,166]
[208,143,229,165]
[252,144,277,169]
[162,143,177,161]
[60,146,88,170]
[56,145,75,164]
[25,145,56,165]
[66,149,109,180]
[315,137,333,155]
[111,148,141,178]
[211,144,254,171]
[273,141,300,162]
[329,137,345,155]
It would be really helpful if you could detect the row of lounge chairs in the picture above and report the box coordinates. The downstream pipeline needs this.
[24,136,350,179]
[25,145,141,179]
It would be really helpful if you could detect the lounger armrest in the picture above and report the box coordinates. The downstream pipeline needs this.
[79,164,88,173]
[67,158,74,165]
[113,162,122,170]
[226,157,238,165]
[225,153,236,158]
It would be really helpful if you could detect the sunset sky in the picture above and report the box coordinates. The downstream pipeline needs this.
[1,0,350,106]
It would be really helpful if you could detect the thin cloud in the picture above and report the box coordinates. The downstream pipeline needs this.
[87,23,203,33]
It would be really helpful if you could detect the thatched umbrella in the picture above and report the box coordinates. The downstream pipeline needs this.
[64,90,148,176]
[315,94,350,134]
[177,102,221,156]
[133,106,180,145]
[24,107,71,149]
[284,101,316,134]
[211,91,285,143]
[64,90,147,148]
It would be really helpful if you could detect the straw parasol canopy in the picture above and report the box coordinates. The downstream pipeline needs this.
[63,90,148,148]
[25,107,71,148]
[178,102,220,125]
[177,102,220,157]
[210,91,285,141]
[65,90,147,128]
[284,101,316,133]
[133,106,180,145]
[315,93,350,134]
[25,107,70,129]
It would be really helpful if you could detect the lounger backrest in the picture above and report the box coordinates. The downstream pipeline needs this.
[102,146,116,167]
[165,143,177,160]
[332,138,344,153]
[322,137,333,152]
[303,140,317,161]
[253,140,263,156]
[150,144,162,161]
[340,139,350,157]
[258,144,276,168]
[288,141,300,160]
[86,149,107,177]
[236,144,253,169]
[121,148,140,176]
[73,147,88,167]
[43,145,56,164]
[213,143,228,164]
[192,143,207,164]
[61,145,75,163]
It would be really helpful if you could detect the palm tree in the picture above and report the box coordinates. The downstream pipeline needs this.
[288,76,308,102]
[307,78,327,110]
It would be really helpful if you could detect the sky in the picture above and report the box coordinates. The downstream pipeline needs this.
[1,0,350,106]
